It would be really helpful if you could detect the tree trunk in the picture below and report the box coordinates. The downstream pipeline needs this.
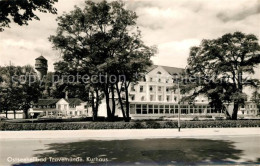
[95,90,99,120]
[13,110,16,119]
[232,102,239,120]
[111,85,116,116]
[5,109,8,118]
[91,93,97,121]
[24,109,29,119]
[124,81,130,122]
[104,88,112,121]
[221,105,231,119]
[115,83,126,119]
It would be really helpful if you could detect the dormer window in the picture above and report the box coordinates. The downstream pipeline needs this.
[157,71,162,74]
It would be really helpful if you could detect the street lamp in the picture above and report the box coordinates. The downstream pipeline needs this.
[173,73,181,132]
[177,81,181,132]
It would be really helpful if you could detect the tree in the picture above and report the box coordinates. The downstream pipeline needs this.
[0,0,58,31]
[49,0,155,121]
[0,65,41,119]
[251,87,260,114]
[183,32,260,120]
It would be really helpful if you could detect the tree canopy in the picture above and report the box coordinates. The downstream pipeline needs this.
[0,0,58,31]
[50,0,156,121]
[182,31,260,120]
[0,65,41,118]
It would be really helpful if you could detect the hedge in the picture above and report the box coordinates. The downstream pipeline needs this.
[0,120,259,131]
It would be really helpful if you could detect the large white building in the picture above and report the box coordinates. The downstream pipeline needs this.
[126,65,221,119]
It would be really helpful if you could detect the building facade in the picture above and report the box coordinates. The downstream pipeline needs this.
[31,98,90,118]
[127,65,222,119]
[238,101,259,116]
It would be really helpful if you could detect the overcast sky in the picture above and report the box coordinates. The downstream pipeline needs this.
[0,0,259,80]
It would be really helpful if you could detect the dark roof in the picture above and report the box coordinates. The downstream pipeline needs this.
[35,98,83,106]
[147,65,184,75]
[65,98,83,106]
[35,55,47,61]
[36,99,59,106]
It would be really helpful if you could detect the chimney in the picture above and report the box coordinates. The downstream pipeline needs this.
[65,91,68,100]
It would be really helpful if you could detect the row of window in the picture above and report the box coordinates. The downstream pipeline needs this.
[130,104,220,114]
[139,76,172,83]
[241,105,257,109]
[131,85,176,93]
[130,94,178,102]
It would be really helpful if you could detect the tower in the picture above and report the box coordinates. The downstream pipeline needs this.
[35,55,48,79]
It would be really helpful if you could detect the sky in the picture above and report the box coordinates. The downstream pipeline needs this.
[0,0,260,81]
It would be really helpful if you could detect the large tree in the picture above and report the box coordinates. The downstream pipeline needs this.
[183,32,260,120]
[0,0,58,31]
[251,87,260,114]
[0,65,41,119]
[49,0,155,121]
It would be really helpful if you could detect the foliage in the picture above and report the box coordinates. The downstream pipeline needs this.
[1,120,259,130]
[251,88,260,113]
[0,65,41,118]
[49,0,155,121]
[182,32,260,120]
[0,0,58,31]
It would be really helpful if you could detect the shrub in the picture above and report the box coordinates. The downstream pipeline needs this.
[0,120,259,131]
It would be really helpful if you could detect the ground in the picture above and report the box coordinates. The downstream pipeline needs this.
[0,128,259,165]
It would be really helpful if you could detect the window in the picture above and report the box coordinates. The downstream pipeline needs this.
[160,105,164,114]
[158,95,162,101]
[166,87,170,93]
[142,105,147,114]
[150,95,154,101]
[131,95,135,101]
[75,111,77,115]
[158,78,161,82]
[70,111,72,115]
[131,84,135,91]
[149,86,153,92]
[174,96,177,102]
[190,107,194,114]
[154,105,158,114]
[166,95,170,102]
[170,105,174,114]
[207,106,211,113]
[140,86,144,92]
[136,104,141,114]
[148,105,153,114]
[181,105,188,114]
[150,77,153,82]
[158,86,162,92]
[141,96,145,101]
[157,71,162,74]
[141,76,146,82]
[165,105,169,114]
[175,106,179,114]
[130,104,135,114]
[166,79,169,83]
[79,111,82,115]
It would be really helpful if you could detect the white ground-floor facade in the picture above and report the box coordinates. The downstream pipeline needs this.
[128,102,224,118]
